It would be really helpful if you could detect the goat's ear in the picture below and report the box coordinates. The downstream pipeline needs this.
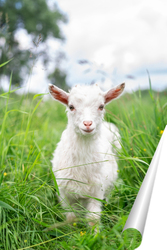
[104,83,125,104]
[48,84,69,105]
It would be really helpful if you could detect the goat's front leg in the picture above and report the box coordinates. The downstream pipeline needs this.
[86,198,102,226]
[58,192,77,223]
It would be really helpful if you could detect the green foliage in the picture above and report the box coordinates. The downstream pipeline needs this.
[0,0,67,85]
[0,71,167,249]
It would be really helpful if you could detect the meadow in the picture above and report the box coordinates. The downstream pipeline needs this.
[0,70,167,249]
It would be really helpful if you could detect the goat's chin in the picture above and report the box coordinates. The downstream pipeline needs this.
[73,126,97,136]
[79,128,96,136]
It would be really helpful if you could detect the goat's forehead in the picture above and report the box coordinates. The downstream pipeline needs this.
[69,85,104,105]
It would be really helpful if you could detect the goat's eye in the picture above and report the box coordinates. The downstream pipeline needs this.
[99,105,104,111]
[69,105,75,111]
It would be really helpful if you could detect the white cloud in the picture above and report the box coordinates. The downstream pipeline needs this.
[56,0,167,91]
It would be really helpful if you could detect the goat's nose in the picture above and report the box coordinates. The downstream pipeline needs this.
[83,121,92,127]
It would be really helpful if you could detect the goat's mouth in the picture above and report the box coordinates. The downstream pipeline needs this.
[81,128,94,133]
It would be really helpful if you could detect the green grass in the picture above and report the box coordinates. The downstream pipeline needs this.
[0,71,167,249]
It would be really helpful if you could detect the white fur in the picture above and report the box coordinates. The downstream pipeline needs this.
[49,84,123,223]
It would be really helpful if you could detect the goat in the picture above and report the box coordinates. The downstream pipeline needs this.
[49,83,125,225]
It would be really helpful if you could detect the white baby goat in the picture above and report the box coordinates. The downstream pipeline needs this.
[49,83,125,225]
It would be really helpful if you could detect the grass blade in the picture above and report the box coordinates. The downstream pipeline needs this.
[0,201,16,212]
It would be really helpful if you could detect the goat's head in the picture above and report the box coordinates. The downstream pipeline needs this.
[49,83,125,136]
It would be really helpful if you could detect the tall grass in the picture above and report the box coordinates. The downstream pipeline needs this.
[0,69,167,249]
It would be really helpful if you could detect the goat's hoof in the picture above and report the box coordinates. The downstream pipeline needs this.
[88,221,96,227]
[66,212,76,223]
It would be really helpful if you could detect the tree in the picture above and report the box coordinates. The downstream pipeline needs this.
[0,0,67,87]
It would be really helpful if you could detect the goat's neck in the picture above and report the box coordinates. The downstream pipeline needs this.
[66,124,101,158]
[66,124,102,164]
